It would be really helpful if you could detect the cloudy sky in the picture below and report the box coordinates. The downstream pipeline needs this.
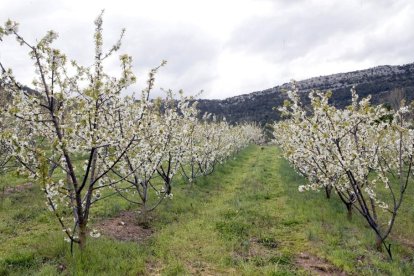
[0,0,413,99]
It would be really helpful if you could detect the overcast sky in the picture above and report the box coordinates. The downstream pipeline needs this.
[0,0,413,99]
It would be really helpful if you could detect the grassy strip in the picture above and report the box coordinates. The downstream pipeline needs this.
[0,145,413,275]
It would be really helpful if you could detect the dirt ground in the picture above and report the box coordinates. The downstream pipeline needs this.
[95,210,154,242]
[2,182,33,195]
[295,252,346,275]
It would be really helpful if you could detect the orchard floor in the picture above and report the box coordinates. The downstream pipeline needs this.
[1,146,414,275]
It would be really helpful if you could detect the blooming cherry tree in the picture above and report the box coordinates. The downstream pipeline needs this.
[275,84,414,259]
[0,12,143,249]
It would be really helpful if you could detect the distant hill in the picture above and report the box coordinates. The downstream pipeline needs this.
[0,85,40,108]
[195,62,414,125]
[2,62,413,125]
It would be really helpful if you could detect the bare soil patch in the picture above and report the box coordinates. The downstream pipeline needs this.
[231,237,279,264]
[144,260,163,276]
[233,240,263,262]
[295,252,346,275]
[2,182,33,196]
[187,261,237,276]
[95,211,153,242]
[392,235,414,249]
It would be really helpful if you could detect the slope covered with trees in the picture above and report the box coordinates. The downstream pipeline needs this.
[196,62,414,125]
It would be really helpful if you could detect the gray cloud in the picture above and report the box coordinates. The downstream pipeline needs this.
[0,0,413,99]
[229,0,413,63]
[119,22,220,95]
[0,5,220,98]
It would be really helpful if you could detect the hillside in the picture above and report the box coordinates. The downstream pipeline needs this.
[196,62,414,125]
[2,62,413,125]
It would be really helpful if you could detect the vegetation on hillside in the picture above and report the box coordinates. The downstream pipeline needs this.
[196,64,414,125]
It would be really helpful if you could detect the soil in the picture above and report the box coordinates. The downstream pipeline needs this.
[232,237,277,263]
[295,252,347,275]
[94,211,154,242]
[392,235,414,249]
[2,182,33,195]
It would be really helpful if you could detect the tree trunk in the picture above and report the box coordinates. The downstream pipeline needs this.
[370,198,378,222]
[138,205,150,229]
[375,234,383,252]
[346,203,352,221]
[325,185,332,199]
[79,221,87,250]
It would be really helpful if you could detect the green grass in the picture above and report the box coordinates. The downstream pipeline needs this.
[0,170,28,190]
[0,145,413,275]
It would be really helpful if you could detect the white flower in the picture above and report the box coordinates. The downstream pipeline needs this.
[90,229,101,238]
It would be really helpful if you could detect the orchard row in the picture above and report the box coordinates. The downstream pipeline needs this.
[274,83,413,259]
[0,13,263,249]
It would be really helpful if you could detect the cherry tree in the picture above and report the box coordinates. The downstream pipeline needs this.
[0,109,12,175]
[180,115,231,181]
[230,123,264,153]
[275,84,414,259]
[0,12,150,249]
[105,90,194,219]
[180,116,264,183]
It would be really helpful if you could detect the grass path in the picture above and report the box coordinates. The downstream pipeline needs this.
[1,145,414,275]
[148,145,299,274]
